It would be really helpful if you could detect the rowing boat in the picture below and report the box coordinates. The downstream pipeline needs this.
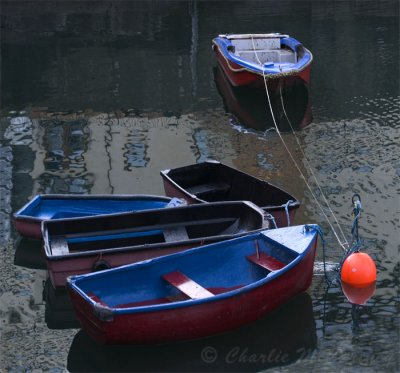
[67,224,318,344]
[43,201,265,288]
[212,33,313,90]
[160,160,300,227]
[13,194,179,239]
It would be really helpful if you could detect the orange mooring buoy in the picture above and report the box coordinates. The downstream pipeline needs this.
[341,252,377,287]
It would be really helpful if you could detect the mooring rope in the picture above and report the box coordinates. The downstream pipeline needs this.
[281,199,294,227]
[263,212,277,229]
[305,194,364,286]
[350,193,362,252]
[249,34,349,252]
[277,80,350,247]
[335,194,363,276]
[304,224,333,284]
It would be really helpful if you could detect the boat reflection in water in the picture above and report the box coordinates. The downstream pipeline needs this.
[13,236,47,270]
[43,279,80,330]
[213,64,313,133]
[67,292,316,372]
[15,242,81,329]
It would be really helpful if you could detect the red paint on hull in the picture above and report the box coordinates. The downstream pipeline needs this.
[69,239,317,344]
[14,219,42,240]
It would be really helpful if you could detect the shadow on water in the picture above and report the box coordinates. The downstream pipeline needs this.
[213,64,313,133]
[67,292,316,372]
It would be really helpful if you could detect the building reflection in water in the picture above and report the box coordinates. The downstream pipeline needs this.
[10,110,209,205]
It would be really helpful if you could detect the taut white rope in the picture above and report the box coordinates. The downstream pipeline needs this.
[250,34,349,251]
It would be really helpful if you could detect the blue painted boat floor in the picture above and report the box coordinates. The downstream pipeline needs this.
[77,233,301,308]
[69,225,317,312]
[99,285,245,309]
[16,197,170,220]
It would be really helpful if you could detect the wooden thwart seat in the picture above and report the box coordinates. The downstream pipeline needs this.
[51,237,69,256]
[247,252,285,272]
[186,182,230,196]
[162,271,214,299]
[163,226,189,242]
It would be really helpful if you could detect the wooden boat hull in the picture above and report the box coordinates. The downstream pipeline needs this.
[67,225,318,344]
[43,201,265,288]
[212,34,312,89]
[160,161,300,228]
[14,194,177,239]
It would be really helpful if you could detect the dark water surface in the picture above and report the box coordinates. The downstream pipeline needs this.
[1,1,399,372]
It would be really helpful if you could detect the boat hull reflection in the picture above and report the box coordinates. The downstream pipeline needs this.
[43,279,80,330]
[214,65,313,132]
[67,292,316,372]
[14,237,47,270]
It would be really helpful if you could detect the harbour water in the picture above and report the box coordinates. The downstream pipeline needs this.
[1,1,399,372]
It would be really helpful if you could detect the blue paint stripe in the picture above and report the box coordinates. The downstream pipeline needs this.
[66,229,163,244]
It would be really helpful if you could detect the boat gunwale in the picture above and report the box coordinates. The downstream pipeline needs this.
[67,226,317,315]
[218,33,290,40]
